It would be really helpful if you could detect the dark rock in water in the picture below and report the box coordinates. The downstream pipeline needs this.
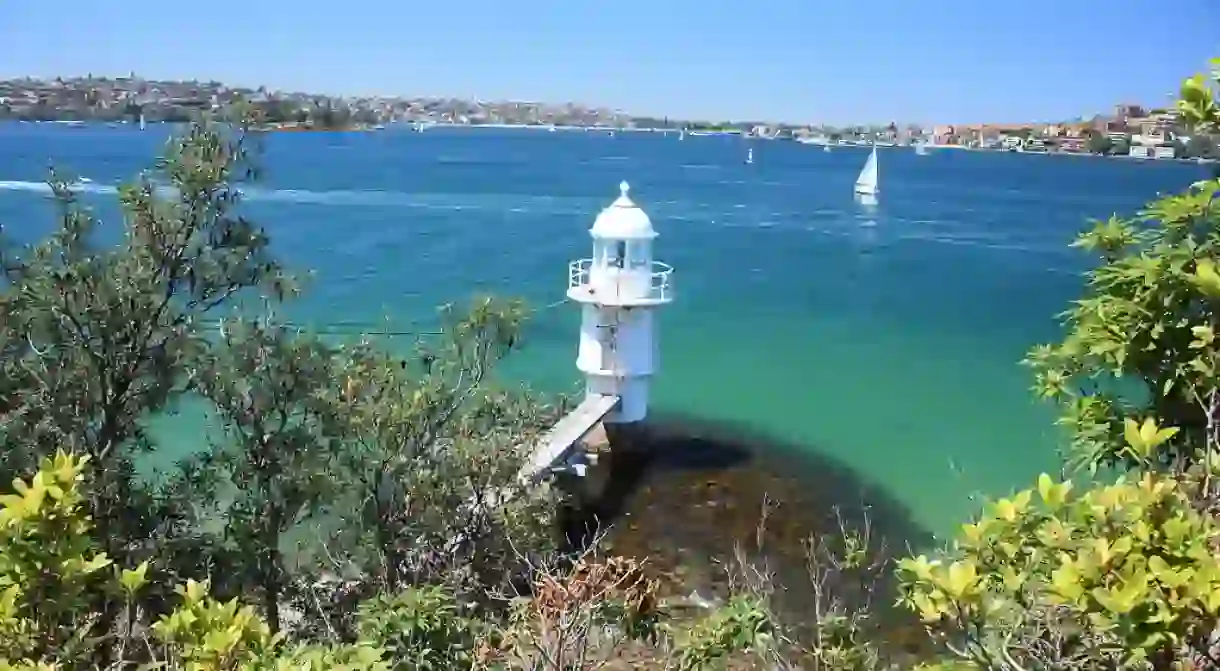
[559,411,936,657]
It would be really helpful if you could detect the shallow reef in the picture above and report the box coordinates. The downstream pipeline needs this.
[560,412,936,657]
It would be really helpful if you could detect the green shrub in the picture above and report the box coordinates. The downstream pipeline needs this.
[151,578,390,671]
[669,594,777,671]
[151,578,279,670]
[898,461,1220,668]
[0,451,119,664]
[260,642,390,671]
[1179,58,1220,132]
[355,585,481,671]
[0,452,386,671]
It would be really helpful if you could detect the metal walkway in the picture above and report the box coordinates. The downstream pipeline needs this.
[517,394,620,484]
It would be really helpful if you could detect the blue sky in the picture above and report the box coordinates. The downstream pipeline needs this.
[5,1,1217,124]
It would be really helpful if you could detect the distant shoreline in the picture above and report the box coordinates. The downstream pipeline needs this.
[7,119,1214,166]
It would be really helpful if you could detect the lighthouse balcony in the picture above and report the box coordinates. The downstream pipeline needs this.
[567,259,674,306]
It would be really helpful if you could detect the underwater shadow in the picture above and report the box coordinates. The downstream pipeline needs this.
[559,409,937,654]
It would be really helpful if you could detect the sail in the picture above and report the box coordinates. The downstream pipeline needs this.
[854,147,879,195]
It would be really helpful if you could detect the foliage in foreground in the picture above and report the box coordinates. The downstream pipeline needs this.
[0,450,384,670]
[895,60,1220,670]
[0,452,786,670]
[899,459,1220,668]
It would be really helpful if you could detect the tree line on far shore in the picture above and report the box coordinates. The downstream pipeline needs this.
[1086,131,1220,160]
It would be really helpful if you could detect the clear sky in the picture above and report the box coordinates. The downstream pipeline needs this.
[5,1,1217,125]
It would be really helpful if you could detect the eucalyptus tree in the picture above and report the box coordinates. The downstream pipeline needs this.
[0,106,296,666]
[0,107,291,559]
[192,318,347,632]
[325,299,566,596]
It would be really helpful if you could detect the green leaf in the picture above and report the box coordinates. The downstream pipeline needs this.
[1191,259,1220,298]
[941,560,978,599]
[1092,570,1149,615]
[119,560,150,595]
[1037,473,1071,507]
[1050,561,1085,603]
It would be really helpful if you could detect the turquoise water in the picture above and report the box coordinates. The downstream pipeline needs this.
[0,123,1209,537]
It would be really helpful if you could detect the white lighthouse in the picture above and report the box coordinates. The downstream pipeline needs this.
[567,181,674,423]
[514,181,674,484]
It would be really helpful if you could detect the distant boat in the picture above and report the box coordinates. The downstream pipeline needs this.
[914,140,928,156]
[679,129,686,141]
[746,147,754,164]
[823,145,831,153]
[854,145,879,196]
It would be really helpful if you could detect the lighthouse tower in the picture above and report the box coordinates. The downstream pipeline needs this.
[567,181,674,423]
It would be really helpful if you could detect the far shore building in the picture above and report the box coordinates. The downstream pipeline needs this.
[931,124,955,144]
[1127,109,1179,159]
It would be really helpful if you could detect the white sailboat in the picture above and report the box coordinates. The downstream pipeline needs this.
[746,147,754,164]
[914,140,928,156]
[854,145,879,196]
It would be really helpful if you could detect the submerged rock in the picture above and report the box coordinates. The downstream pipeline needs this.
[562,413,936,658]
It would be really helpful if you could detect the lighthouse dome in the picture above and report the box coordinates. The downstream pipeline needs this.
[589,181,657,240]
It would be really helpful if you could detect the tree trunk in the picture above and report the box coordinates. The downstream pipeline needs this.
[262,505,283,633]
[376,499,399,592]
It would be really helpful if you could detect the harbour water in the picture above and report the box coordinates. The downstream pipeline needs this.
[0,123,1207,559]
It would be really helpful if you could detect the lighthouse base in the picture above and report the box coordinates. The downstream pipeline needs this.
[583,374,651,423]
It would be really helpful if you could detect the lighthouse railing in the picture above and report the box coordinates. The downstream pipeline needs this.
[568,259,674,302]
